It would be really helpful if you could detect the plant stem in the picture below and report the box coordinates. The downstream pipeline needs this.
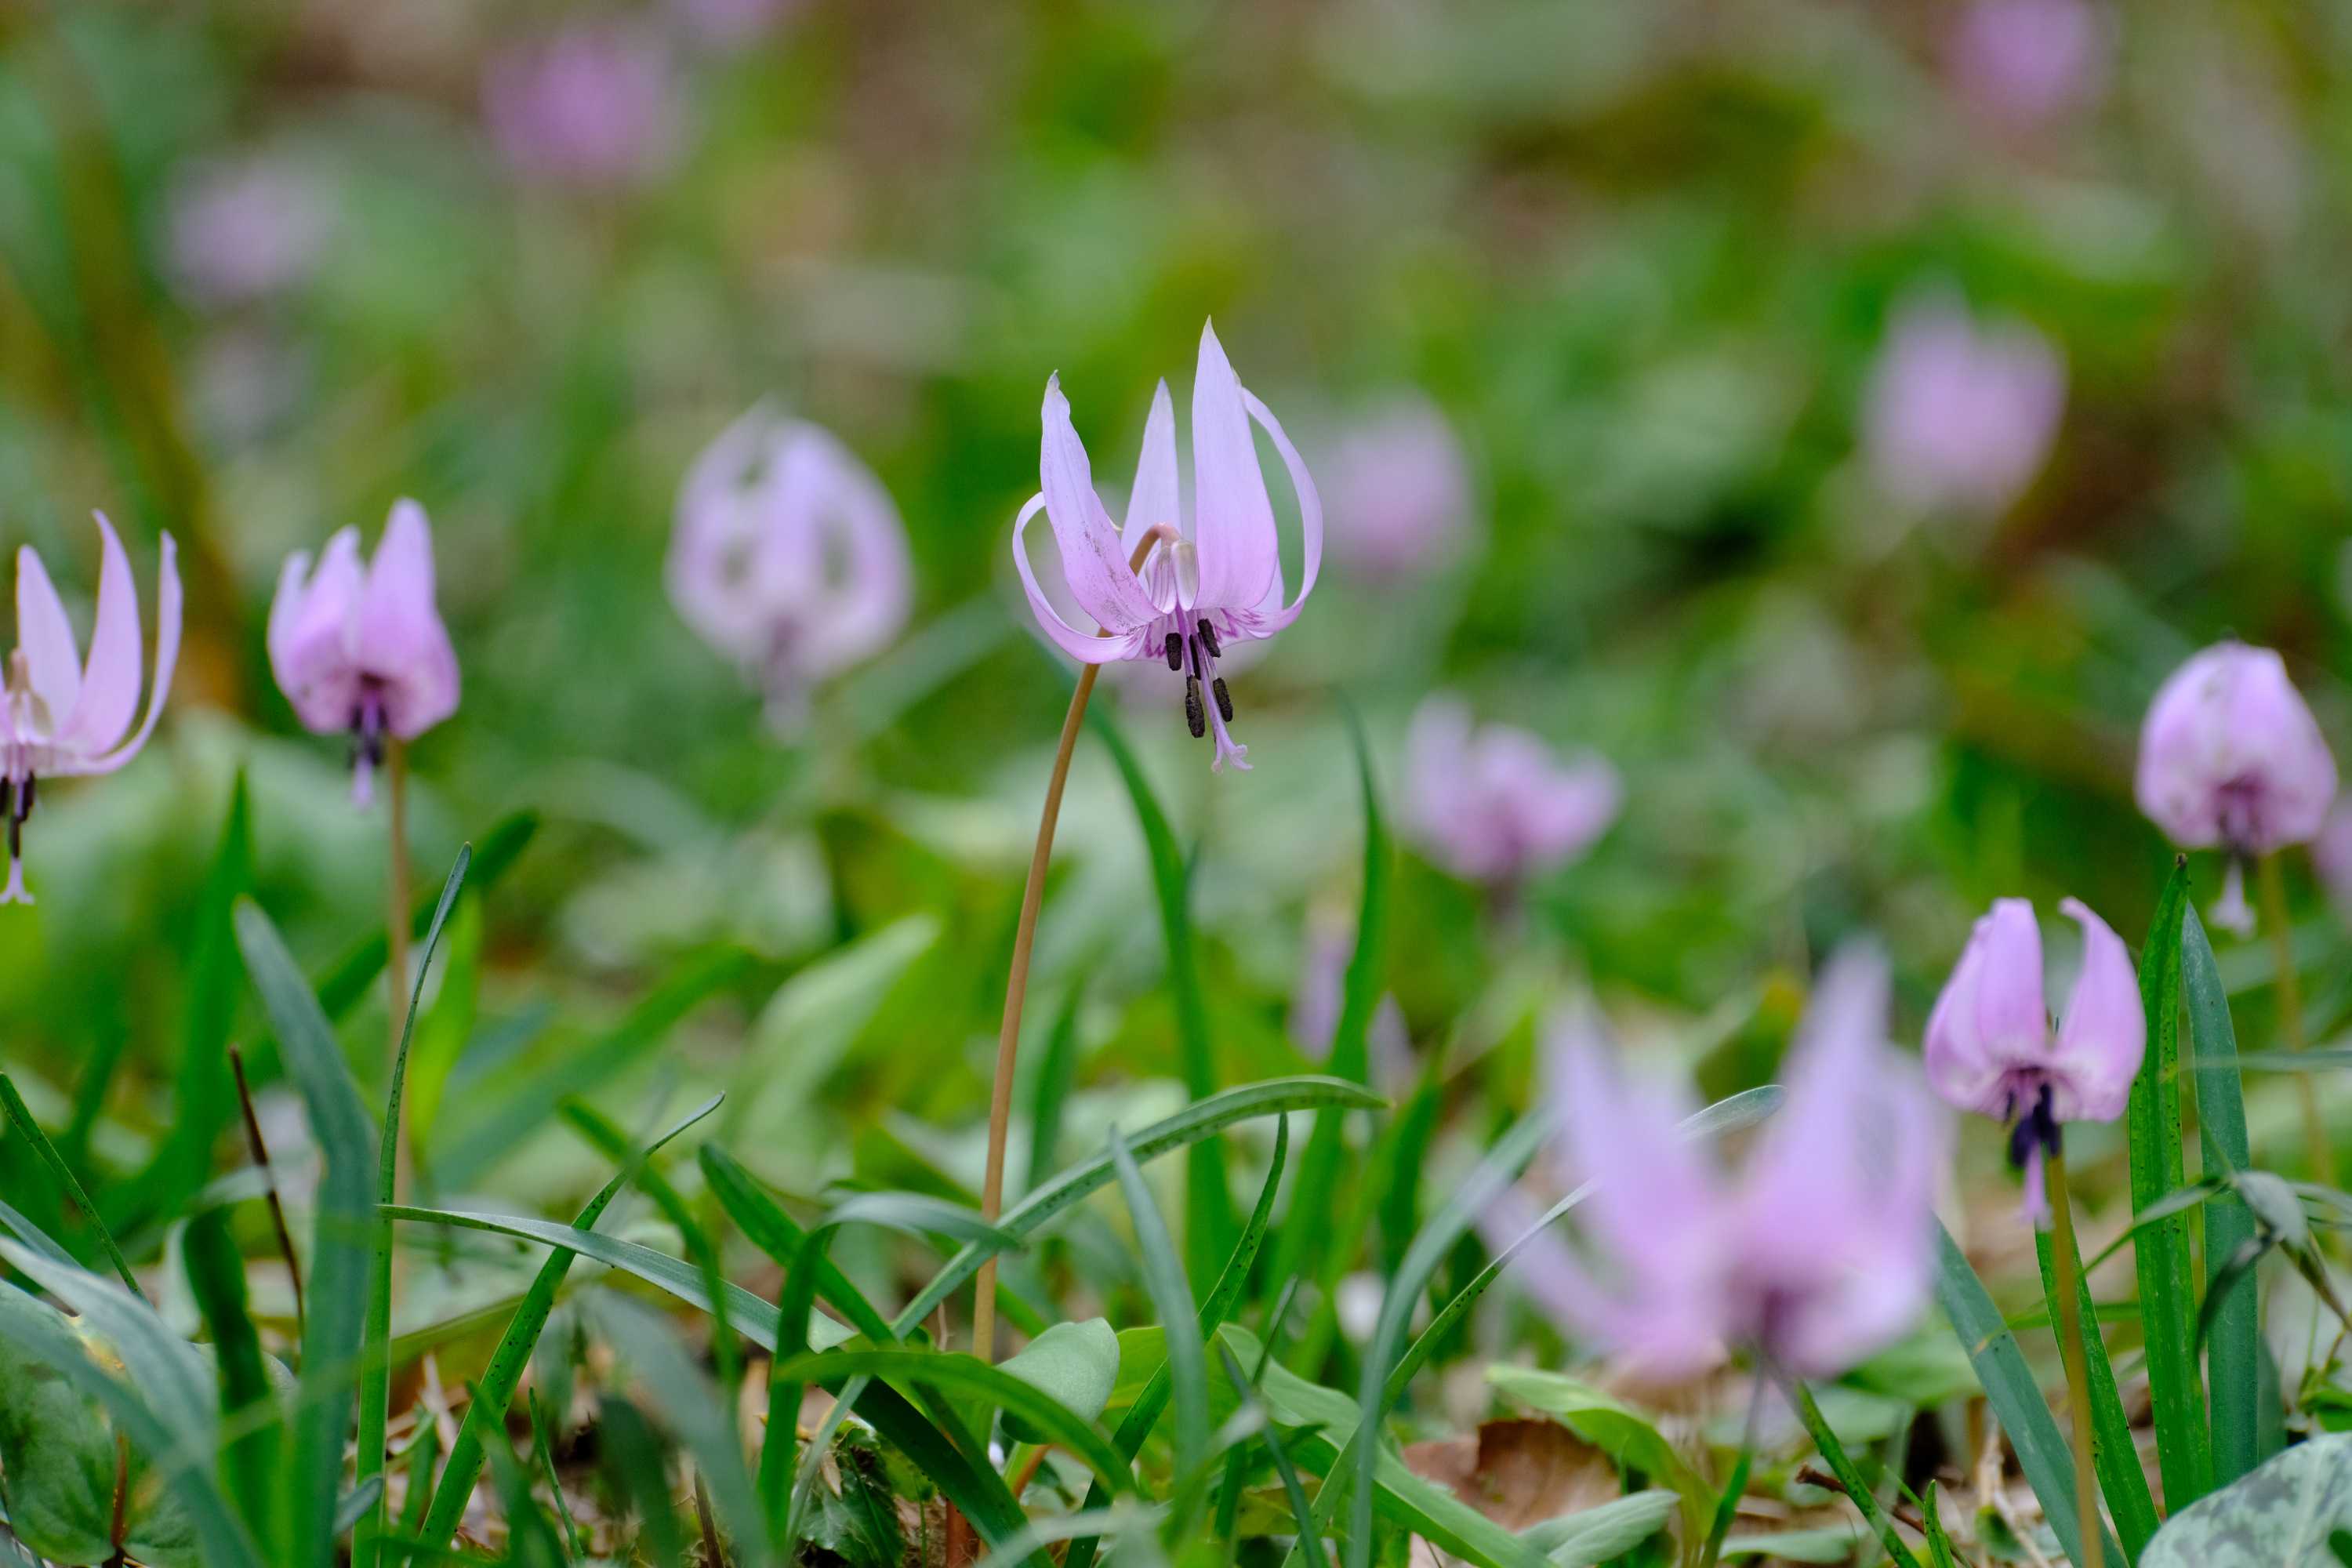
[971,525,1171,1364]
[2258,854,2331,1184]
[2044,1143,2104,1568]
[386,737,412,1098]
[229,1046,303,1338]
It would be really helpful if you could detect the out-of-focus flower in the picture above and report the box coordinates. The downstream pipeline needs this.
[1863,292,2065,518]
[2136,641,2338,933]
[268,500,460,805]
[166,156,333,307]
[1926,898,2143,1219]
[0,515,182,904]
[1489,948,1945,1381]
[483,24,681,188]
[1326,395,1472,579]
[670,405,912,732]
[1405,697,1619,887]
[2312,797,2352,922]
[1950,0,2109,129]
[667,0,798,48]
[1012,321,1322,772]
[1288,908,1411,1088]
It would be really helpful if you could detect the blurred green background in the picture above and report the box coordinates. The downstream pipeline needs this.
[1,0,2346,1254]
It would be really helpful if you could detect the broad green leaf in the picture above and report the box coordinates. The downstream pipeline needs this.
[2183,905,2259,1488]
[2143,1434,2352,1566]
[1000,1318,1120,1443]
[1521,1491,1677,1566]
[1721,1525,1867,1562]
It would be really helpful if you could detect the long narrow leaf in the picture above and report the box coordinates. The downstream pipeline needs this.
[2032,1228,2157,1560]
[183,1208,278,1551]
[2122,861,2212,1508]
[2182,905,2258,1486]
[0,1074,141,1297]
[1109,1123,1209,1486]
[587,1292,771,1567]
[1782,1375,1922,1568]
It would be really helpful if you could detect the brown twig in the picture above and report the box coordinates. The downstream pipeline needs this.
[1795,1466,1930,1537]
[229,1045,304,1338]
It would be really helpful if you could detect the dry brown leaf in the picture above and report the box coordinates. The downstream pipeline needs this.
[1400,1417,1621,1530]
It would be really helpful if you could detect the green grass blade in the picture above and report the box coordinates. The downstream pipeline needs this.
[412,1094,722,1554]
[358,848,470,1568]
[0,1073,141,1298]
[1936,1221,2122,1568]
[1108,1123,1208,1486]
[1022,982,1084,1199]
[2033,1227,2156,1559]
[183,1207,279,1551]
[314,811,537,1018]
[1267,702,1389,1311]
[2181,904,2258,1487]
[587,1291,770,1567]
[597,1393,690,1567]
[1092,709,1236,1288]
[2123,859,2213,1508]
[1218,1340,1328,1568]
[851,1377,1044,1564]
[235,898,384,1566]
[698,1145,896,1343]
[1780,1374,1922,1568]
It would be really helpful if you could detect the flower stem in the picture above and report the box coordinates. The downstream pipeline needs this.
[2258,853,2332,1184]
[386,735,412,1099]
[230,1045,304,1339]
[972,526,1171,1363]
[2044,1142,2104,1568]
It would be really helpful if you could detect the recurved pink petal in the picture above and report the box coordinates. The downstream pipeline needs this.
[71,534,180,776]
[1122,379,1181,564]
[1188,323,1279,615]
[1223,386,1323,637]
[1040,376,1161,637]
[358,500,459,739]
[15,546,81,737]
[61,514,142,756]
[1012,495,1148,665]
[2049,897,2145,1122]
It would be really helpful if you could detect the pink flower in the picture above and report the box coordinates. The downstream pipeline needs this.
[483,24,681,188]
[267,500,459,805]
[0,515,182,905]
[1326,395,1472,579]
[166,155,332,308]
[1404,696,1619,887]
[1493,948,1947,1380]
[1950,0,2110,130]
[1926,898,2143,1219]
[1863,291,2065,517]
[668,404,912,731]
[1012,321,1322,772]
[1287,909,1411,1089]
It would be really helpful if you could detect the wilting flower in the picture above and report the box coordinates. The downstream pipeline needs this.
[1012,321,1321,771]
[268,500,459,805]
[484,24,681,188]
[2136,641,2337,932]
[1405,697,1620,887]
[1863,291,2065,518]
[1325,395,1472,579]
[0,515,182,905]
[668,405,912,730]
[166,155,333,308]
[1926,898,2144,1220]
[1950,0,2109,130]
[1489,948,1946,1381]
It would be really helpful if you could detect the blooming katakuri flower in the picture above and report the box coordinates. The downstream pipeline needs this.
[268,499,459,805]
[1405,696,1621,887]
[2136,641,2338,933]
[0,515,182,904]
[1012,321,1322,771]
[669,405,912,731]
[1926,897,2143,1220]
[1490,947,1947,1380]
[1864,290,2065,519]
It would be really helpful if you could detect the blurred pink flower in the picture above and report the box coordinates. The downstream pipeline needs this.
[0,515,182,905]
[669,405,913,732]
[167,156,332,307]
[2136,641,2337,932]
[1405,696,1619,887]
[667,0,799,48]
[268,500,460,806]
[1326,395,1472,578]
[1287,910,1411,1088]
[1863,292,2065,517]
[1012,321,1322,772]
[483,24,681,188]
[1950,0,2110,130]
[1490,948,1946,1380]
[1926,897,2143,1219]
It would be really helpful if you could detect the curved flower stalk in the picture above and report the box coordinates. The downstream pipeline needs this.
[1012,320,1323,771]
[1925,897,2143,1218]
[1496,946,1946,1381]
[0,514,182,905]
[1404,696,1620,888]
[2136,640,2336,933]
[668,404,912,731]
[269,499,460,806]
